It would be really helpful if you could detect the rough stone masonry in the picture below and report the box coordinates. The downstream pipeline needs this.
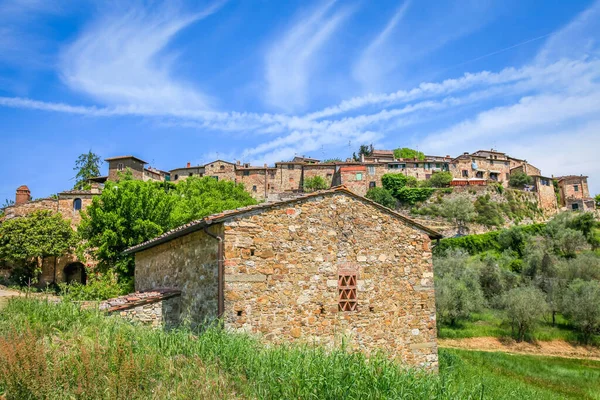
[126,187,442,371]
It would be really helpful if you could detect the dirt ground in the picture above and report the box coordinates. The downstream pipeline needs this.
[439,337,600,361]
[0,286,59,310]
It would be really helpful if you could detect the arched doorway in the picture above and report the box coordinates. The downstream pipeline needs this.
[63,262,86,284]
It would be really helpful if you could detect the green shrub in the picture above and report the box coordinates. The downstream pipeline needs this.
[433,224,546,256]
[474,195,504,227]
[303,176,329,192]
[427,172,453,188]
[365,187,396,209]
[381,173,417,195]
[509,172,533,189]
[59,270,130,301]
[396,187,435,205]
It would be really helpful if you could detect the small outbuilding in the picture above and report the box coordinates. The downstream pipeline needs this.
[124,187,442,370]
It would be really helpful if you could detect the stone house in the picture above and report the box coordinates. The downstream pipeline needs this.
[106,155,168,182]
[556,175,594,211]
[125,187,442,370]
[1,185,100,286]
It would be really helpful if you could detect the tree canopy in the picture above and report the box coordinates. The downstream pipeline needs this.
[79,177,257,276]
[393,148,425,160]
[509,172,533,189]
[440,195,476,235]
[0,210,76,283]
[73,150,102,190]
[352,144,373,161]
[303,176,329,192]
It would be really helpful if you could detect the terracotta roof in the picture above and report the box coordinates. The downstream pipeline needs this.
[58,189,97,195]
[556,175,588,181]
[339,166,367,172]
[204,159,235,166]
[16,185,30,191]
[105,155,148,164]
[123,186,442,255]
[98,289,181,313]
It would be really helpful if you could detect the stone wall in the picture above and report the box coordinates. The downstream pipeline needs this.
[236,168,274,201]
[204,160,236,182]
[134,227,221,326]
[100,290,181,328]
[108,158,145,181]
[3,198,58,220]
[221,192,438,370]
[57,193,95,228]
[534,177,559,216]
[273,163,304,192]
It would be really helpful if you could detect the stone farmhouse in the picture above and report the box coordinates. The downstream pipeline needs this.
[124,187,442,370]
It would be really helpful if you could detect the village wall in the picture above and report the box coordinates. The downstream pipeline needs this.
[134,227,221,325]
[221,193,438,370]
[108,158,145,181]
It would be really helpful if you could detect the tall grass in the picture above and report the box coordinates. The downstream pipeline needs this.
[0,298,597,399]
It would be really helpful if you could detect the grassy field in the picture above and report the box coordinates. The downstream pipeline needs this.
[0,298,599,399]
[439,309,600,345]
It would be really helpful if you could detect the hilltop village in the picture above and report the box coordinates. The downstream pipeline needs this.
[1,148,594,290]
[5,148,594,221]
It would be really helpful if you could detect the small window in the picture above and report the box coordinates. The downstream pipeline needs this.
[189,172,193,177]
[462,170,469,178]
[369,181,376,188]
[252,185,257,192]
[355,172,363,181]
[572,203,579,210]
[174,174,179,181]
[367,166,375,175]
[287,164,294,170]
[73,198,82,211]
[436,163,440,168]
[574,185,579,192]
[243,170,250,176]
[220,165,225,170]
[117,163,124,171]
[338,274,357,312]
[476,171,483,178]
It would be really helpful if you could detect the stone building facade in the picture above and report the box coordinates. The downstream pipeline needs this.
[126,187,442,370]
[556,175,594,211]
[1,185,100,286]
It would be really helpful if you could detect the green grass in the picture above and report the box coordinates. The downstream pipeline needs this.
[1,298,599,399]
[444,349,600,400]
[439,309,599,345]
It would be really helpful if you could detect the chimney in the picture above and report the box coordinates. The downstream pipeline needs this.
[264,163,267,167]
[360,153,365,163]
[236,160,241,165]
[186,162,191,168]
[15,185,31,205]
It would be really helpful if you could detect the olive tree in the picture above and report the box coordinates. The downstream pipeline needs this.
[562,280,600,344]
[440,194,476,235]
[502,286,548,342]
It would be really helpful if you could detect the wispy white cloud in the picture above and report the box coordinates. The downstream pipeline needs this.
[352,0,411,91]
[536,0,600,65]
[60,1,226,110]
[264,0,354,112]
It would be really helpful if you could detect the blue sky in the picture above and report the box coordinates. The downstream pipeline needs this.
[1,0,600,201]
